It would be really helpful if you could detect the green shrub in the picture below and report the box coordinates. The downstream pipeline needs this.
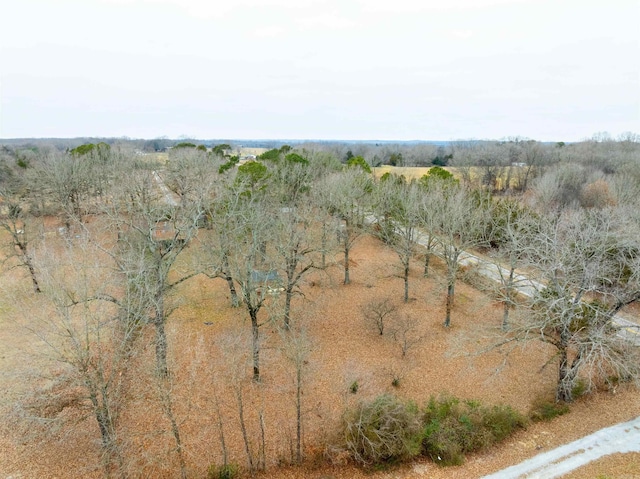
[347,156,372,173]
[529,395,570,422]
[422,395,527,466]
[483,405,528,442]
[206,463,238,479]
[342,394,527,469]
[343,394,422,466]
[422,415,466,466]
[572,378,588,399]
[349,381,359,394]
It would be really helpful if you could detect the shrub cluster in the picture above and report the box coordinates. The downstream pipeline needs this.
[343,393,527,467]
[343,394,422,465]
[422,395,527,466]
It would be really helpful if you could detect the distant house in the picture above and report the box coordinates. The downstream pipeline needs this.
[251,269,280,283]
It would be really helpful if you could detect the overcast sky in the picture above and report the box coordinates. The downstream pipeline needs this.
[1,0,638,141]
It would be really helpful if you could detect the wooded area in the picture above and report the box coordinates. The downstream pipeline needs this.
[0,136,639,478]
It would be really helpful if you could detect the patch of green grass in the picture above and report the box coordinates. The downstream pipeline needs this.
[529,395,570,422]
[206,463,238,479]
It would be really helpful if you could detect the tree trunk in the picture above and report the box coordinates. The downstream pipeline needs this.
[26,258,41,293]
[213,389,228,467]
[154,292,169,377]
[284,287,293,330]
[502,266,515,331]
[423,250,431,277]
[164,391,187,479]
[222,253,239,307]
[321,222,327,269]
[88,383,124,479]
[296,366,302,464]
[284,255,296,330]
[556,346,573,402]
[236,385,254,472]
[502,301,510,332]
[343,240,350,285]
[444,280,455,328]
[16,240,41,293]
[250,307,260,381]
[403,261,409,303]
[522,165,533,192]
[259,410,266,470]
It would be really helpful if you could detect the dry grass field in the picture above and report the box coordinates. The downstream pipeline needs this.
[374,165,434,180]
[0,219,638,478]
[235,147,268,157]
[374,165,525,190]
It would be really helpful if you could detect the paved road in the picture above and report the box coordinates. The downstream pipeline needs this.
[411,228,640,345]
[152,170,179,206]
[481,416,640,478]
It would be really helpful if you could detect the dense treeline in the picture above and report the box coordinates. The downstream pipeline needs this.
[0,134,639,477]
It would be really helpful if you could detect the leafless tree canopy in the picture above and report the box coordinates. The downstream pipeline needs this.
[1,135,639,476]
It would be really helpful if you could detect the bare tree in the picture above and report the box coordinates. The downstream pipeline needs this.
[279,326,311,464]
[427,182,488,328]
[488,199,537,330]
[475,143,509,192]
[201,179,243,307]
[417,193,441,279]
[316,170,373,285]
[372,179,422,302]
[0,192,42,292]
[448,140,476,187]
[527,163,591,212]
[164,145,221,204]
[218,192,280,382]
[217,330,258,473]
[103,165,205,377]
[272,203,320,329]
[431,183,490,327]
[27,239,134,478]
[390,314,425,358]
[509,138,549,192]
[32,145,113,232]
[362,298,397,336]
[507,206,640,402]
[49,157,203,477]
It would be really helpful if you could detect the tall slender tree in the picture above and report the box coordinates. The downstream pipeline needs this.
[431,183,490,327]
[372,178,421,302]
[316,169,373,285]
